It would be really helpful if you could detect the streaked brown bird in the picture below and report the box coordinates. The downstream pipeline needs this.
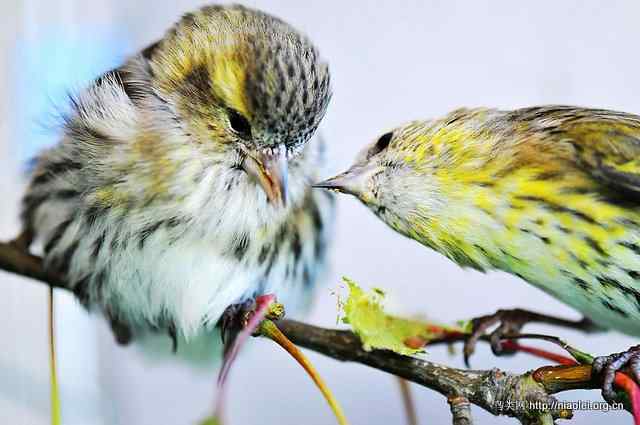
[20,4,334,358]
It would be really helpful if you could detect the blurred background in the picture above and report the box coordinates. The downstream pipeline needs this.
[1,1,640,424]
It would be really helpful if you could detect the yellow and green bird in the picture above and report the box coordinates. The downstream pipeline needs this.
[316,105,640,401]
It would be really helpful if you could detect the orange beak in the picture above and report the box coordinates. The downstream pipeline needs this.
[242,146,289,206]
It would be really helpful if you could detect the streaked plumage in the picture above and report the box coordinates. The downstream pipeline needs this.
[318,105,640,337]
[21,4,334,350]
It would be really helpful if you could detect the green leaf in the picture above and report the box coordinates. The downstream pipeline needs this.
[339,277,463,355]
[198,416,221,425]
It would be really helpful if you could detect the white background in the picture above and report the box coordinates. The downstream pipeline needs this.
[2,1,640,424]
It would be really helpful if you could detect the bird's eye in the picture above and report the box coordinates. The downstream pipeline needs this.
[368,132,393,158]
[228,109,252,138]
[376,132,393,150]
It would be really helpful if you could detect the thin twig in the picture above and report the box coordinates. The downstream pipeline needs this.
[448,395,472,425]
[48,286,61,425]
[275,320,573,423]
[397,378,418,425]
[260,319,349,425]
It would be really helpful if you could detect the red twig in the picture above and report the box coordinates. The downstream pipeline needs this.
[214,294,276,422]
[501,341,576,366]
[615,374,640,425]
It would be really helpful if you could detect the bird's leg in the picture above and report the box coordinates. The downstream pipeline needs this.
[219,298,256,357]
[592,345,640,404]
[463,308,601,366]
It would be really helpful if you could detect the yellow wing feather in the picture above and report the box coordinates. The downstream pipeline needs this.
[514,106,640,194]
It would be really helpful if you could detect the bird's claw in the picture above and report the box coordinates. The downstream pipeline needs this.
[592,345,640,404]
[219,299,256,355]
[219,295,283,357]
[463,309,529,367]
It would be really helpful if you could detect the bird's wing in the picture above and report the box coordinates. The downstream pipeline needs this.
[517,106,640,194]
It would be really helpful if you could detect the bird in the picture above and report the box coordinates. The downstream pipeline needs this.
[19,4,334,356]
[315,105,640,402]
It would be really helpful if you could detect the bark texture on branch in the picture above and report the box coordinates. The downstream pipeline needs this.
[275,320,573,423]
[0,241,64,288]
[0,238,615,424]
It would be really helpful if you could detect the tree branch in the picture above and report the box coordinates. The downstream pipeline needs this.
[275,319,575,423]
[0,241,64,288]
[0,238,616,423]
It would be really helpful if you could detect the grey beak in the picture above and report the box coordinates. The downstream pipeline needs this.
[312,173,357,196]
[313,165,378,198]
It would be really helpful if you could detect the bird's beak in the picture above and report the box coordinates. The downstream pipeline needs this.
[242,145,289,206]
[313,165,378,198]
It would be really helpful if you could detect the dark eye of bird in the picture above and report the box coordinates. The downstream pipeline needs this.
[228,109,252,139]
[369,132,393,157]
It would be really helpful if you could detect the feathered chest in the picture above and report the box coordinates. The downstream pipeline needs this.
[39,187,332,339]
[404,165,640,335]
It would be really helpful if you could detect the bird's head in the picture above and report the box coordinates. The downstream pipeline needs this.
[314,121,443,234]
[146,5,331,207]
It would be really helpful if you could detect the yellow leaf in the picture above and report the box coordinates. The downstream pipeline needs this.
[340,277,463,355]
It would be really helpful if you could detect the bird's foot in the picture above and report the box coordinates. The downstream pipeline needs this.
[219,295,284,356]
[463,308,598,366]
[220,299,256,356]
[592,345,640,404]
[217,294,282,396]
[463,309,528,366]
